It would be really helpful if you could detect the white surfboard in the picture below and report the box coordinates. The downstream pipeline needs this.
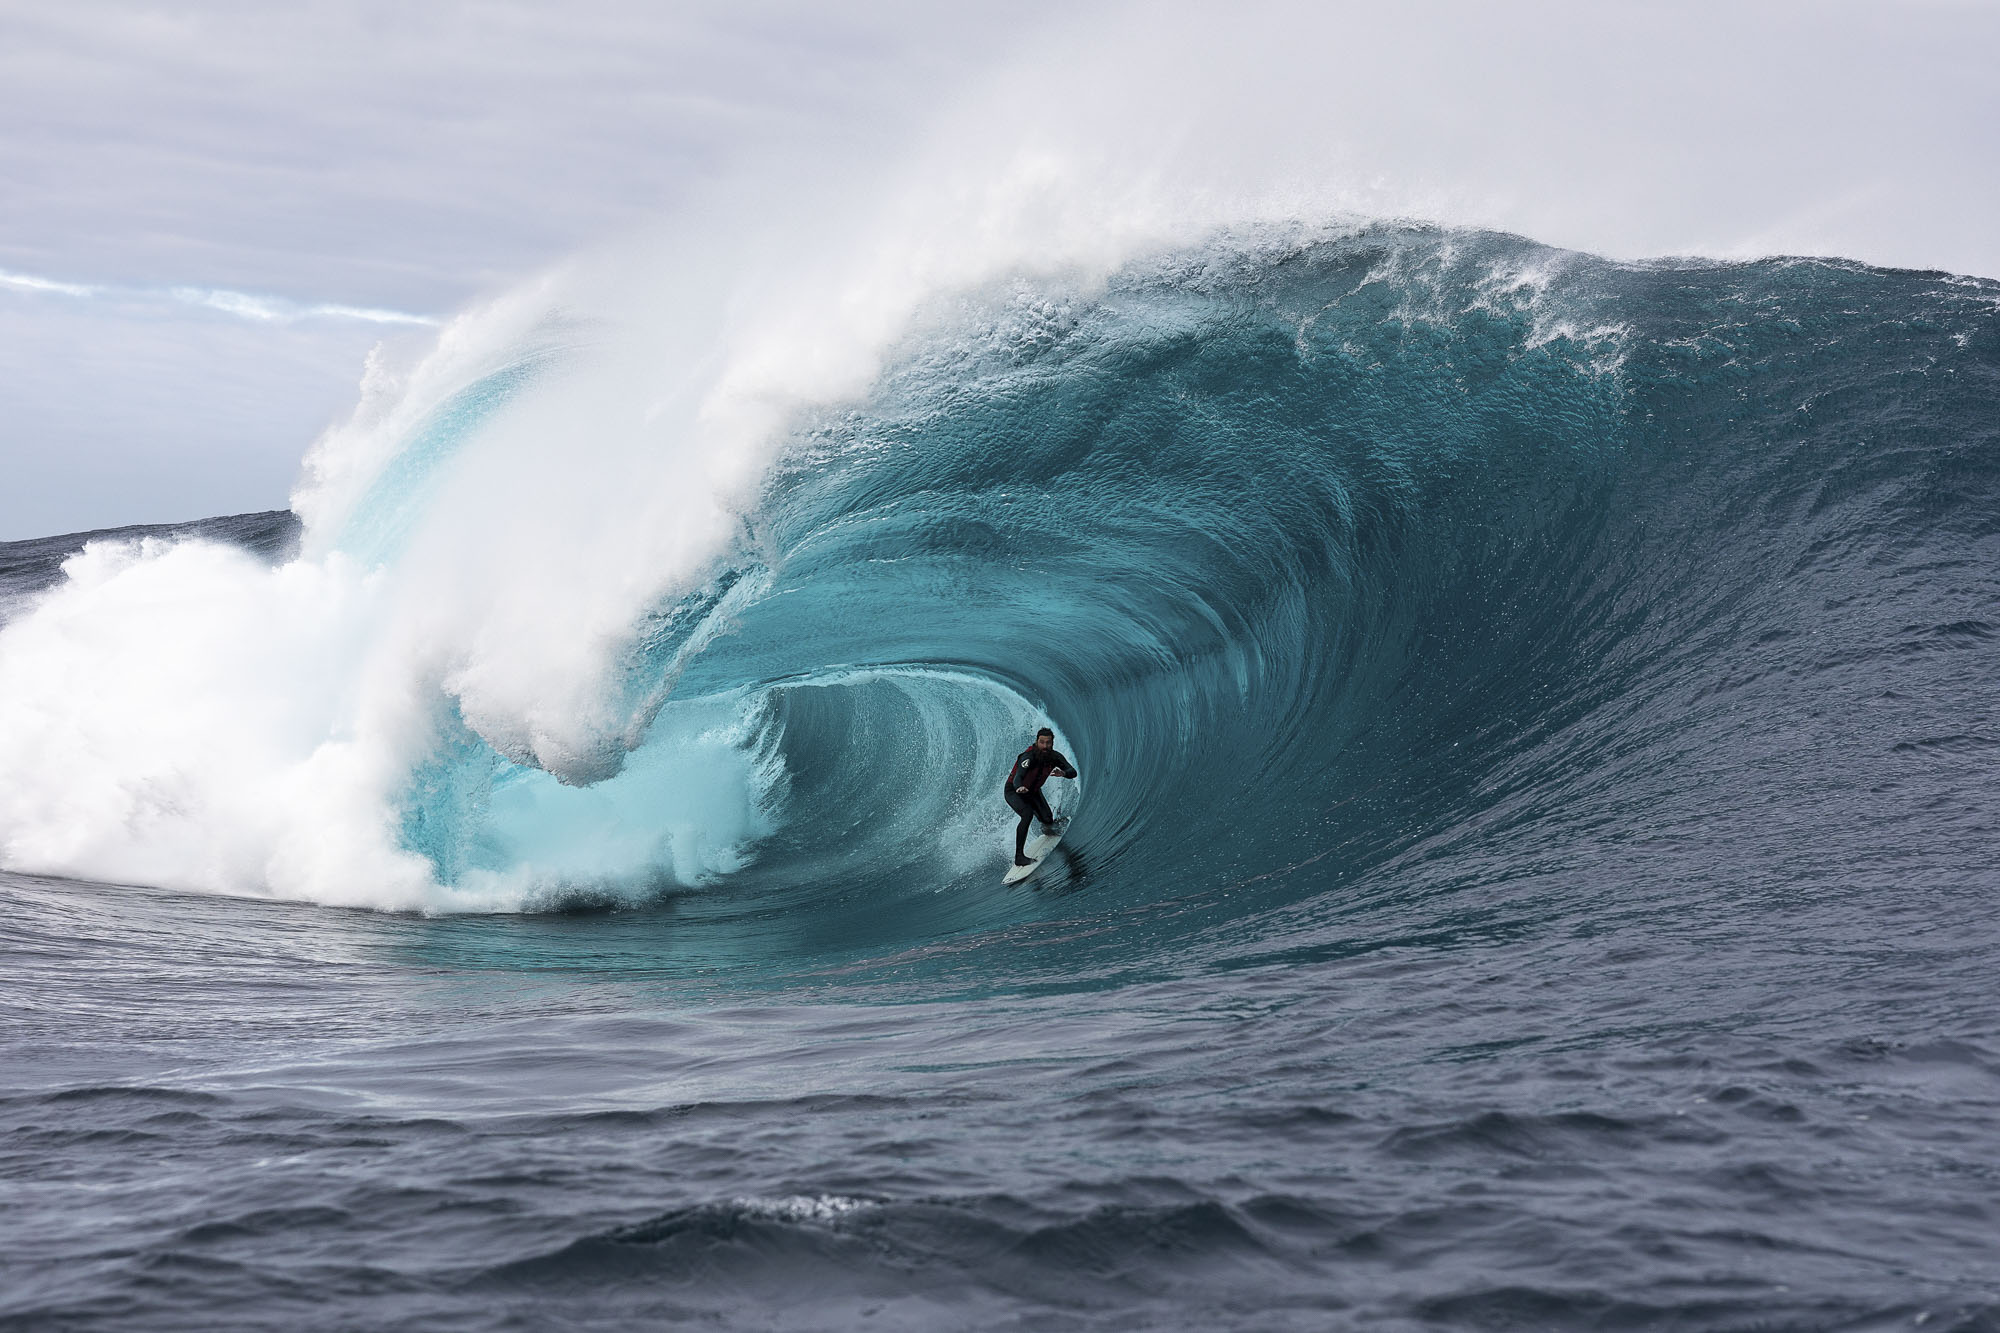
[1002,826,1065,884]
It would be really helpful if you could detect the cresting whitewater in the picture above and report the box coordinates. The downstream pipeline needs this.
[4,218,2000,1330]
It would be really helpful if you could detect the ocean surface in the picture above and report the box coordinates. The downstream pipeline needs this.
[3,226,1999,1329]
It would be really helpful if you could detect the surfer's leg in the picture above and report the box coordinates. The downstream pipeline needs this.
[1005,789,1035,864]
[1029,790,1056,835]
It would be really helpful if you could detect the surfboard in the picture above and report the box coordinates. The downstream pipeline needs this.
[1003,826,1064,884]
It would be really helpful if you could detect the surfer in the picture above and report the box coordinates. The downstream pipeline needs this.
[1005,727,1077,867]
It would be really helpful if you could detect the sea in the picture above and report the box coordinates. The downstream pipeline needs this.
[3,224,1998,1330]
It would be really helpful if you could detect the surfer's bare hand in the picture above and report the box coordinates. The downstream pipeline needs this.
[1016,786,1027,794]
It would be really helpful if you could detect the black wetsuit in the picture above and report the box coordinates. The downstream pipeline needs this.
[1003,745,1077,862]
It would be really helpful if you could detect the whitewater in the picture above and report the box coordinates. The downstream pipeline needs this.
[6,166,2000,1327]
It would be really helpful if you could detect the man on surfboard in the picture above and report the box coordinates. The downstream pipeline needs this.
[1005,727,1077,867]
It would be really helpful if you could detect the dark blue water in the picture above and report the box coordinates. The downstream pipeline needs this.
[4,228,1999,1329]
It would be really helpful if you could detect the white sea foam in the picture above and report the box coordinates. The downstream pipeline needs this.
[731,1195,872,1224]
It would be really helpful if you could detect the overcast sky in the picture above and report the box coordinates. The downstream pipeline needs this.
[4,0,1997,540]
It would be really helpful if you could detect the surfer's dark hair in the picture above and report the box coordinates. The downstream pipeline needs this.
[1037,727,1055,739]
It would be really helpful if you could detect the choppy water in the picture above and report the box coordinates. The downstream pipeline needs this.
[4,227,1999,1329]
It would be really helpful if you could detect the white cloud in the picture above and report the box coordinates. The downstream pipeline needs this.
[2,266,437,326]
[167,286,437,326]
[0,269,99,298]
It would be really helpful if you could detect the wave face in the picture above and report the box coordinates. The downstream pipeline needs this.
[2,226,1998,950]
